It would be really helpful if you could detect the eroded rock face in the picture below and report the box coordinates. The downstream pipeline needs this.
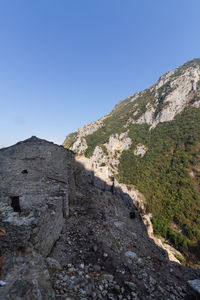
[88,132,132,178]
[149,66,200,128]
[70,136,88,153]
[64,61,200,157]
[77,118,106,137]
[134,144,148,157]
[105,133,132,154]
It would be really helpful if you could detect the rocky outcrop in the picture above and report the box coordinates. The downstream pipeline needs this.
[89,132,132,175]
[64,59,200,155]
[70,136,88,153]
[134,144,148,157]
[133,65,200,128]
[149,66,200,128]
[105,132,132,154]
[65,117,108,154]
[77,118,107,137]
[72,132,133,180]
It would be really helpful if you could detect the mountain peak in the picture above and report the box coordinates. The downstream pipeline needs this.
[64,58,200,152]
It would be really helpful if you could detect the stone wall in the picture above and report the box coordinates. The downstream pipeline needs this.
[0,136,76,299]
[0,136,74,257]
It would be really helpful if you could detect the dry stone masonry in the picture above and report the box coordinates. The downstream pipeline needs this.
[0,136,75,298]
[0,136,75,256]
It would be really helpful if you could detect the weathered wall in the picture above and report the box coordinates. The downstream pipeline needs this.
[0,136,69,209]
[0,136,76,299]
[0,136,74,257]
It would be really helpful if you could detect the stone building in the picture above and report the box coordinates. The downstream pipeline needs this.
[0,136,75,257]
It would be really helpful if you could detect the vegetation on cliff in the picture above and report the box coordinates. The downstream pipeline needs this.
[84,89,155,157]
[118,107,200,261]
[64,59,200,263]
[63,132,77,148]
[72,105,200,262]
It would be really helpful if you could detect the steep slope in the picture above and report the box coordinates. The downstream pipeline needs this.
[49,161,200,299]
[63,58,200,264]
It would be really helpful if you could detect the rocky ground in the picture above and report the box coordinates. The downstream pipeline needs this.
[0,155,199,299]
[48,165,200,300]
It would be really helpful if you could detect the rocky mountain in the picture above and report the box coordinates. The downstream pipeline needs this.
[63,58,200,265]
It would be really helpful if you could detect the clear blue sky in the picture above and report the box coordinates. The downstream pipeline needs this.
[0,0,200,148]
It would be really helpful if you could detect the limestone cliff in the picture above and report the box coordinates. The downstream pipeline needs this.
[63,59,200,155]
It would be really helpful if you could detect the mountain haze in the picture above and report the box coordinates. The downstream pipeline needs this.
[63,59,200,264]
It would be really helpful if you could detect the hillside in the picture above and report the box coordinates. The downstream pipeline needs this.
[63,58,200,265]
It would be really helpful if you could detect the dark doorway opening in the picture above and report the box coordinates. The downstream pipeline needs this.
[10,196,21,212]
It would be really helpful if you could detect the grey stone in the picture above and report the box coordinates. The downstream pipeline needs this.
[46,257,62,271]
[0,137,76,300]
[125,251,138,261]
[103,274,114,282]
[0,137,75,257]
[125,281,136,291]
[188,279,200,297]
[102,290,108,296]
[63,275,69,281]
[93,264,101,272]
[93,244,98,252]
[68,267,75,273]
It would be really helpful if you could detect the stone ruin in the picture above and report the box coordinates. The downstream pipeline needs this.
[0,136,75,299]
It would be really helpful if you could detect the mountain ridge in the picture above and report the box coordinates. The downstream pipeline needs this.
[63,58,200,265]
[63,58,200,153]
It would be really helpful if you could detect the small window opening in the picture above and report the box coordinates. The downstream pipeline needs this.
[10,196,21,212]
[22,169,28,174]
[130,210,136,219]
